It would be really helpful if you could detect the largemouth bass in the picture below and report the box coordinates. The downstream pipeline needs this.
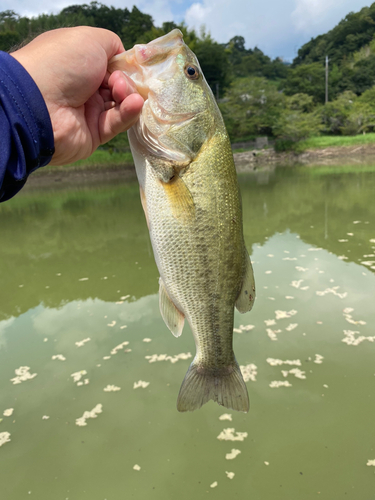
[109,30,255,412]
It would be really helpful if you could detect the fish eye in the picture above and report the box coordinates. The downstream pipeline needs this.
[184,64,199,80]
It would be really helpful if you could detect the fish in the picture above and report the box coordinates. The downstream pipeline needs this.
[108,29,255,412]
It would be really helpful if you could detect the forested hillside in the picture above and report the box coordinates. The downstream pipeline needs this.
[2,2,375,147]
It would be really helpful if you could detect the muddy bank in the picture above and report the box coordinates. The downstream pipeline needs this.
[234,142,375,172]
[22,142,375,192]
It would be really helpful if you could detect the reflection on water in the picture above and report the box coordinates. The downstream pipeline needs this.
[0,165,375,499]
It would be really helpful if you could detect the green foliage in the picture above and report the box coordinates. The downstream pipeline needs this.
[293,3,375,66]
[273,94,321,149]
[283,62,326,102]
[220,77,285,140]
[225,36,288,81]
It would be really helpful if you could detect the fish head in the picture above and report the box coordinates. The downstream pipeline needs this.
[108,30,218,164]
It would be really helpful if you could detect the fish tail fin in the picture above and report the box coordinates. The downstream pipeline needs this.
[176,361,249,413]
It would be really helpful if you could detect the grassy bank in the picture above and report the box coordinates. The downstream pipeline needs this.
[298,133,375,151]
[39,149,134,173]
[40,133,375,173]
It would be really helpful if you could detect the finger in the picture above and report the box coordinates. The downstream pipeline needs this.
[99,92,144,144]
[108,70,137,103]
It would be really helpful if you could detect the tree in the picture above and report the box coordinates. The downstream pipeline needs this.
[273,94,320,147]
[120,6,153,49]
[220,77,285,140]
[283,62,326,103]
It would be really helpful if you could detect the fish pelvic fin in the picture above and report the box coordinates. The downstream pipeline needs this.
[235,251,256,314]
[177,361,249,413]
[159,278,185,338]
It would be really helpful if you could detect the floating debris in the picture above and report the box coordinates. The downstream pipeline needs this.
[78,277,89,281]
[210,482,218,488]
[269,381,292,388]
[233,324,255,333]
[143,338,152,343]
[133,380,150,389]
[71,370,88,385]
[42,416,50,420]
[103,385,121,392]
[75,338,91,347]
[75,404,102,427]
[3,409,13,417]
[120,325,128,329]
[316,287,347,299]
[145,353,192,364]
[267,358,301,366]
[314,354,324,364]
[342,330,375,346]
[285,323,298,331]
[219,414,232,421]
[275,310,297,320]
[11,366,37,385]
[295,266,308,272]
[52,354,66,361]
[217,428,248,442]
[110,341,129,355]
[225,449,241,460]
[283,257,297,261]
[366,459,375,466]
[266,328,281,341]
[0,432,11,447]
[264,461,270,466]
[107,321,116,327]
[133,464,141,471]
[225,472,235,479]
[282,368,306,380]
[240,364,257,382]
[343,309,366,326]
[264,319,276,326]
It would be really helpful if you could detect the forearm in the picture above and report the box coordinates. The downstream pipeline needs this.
[0,51,54,202]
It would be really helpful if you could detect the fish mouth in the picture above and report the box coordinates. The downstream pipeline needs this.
[108,29,184,100]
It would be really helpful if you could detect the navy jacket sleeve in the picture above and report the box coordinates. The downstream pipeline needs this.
[0,51,54,202]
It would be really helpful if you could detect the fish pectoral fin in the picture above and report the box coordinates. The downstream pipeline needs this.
[235,251,256,314]
[162,174,195,223]
[159,278,185,337]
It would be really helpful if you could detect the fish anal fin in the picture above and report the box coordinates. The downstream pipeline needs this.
[162,175,195,223]
[235,251,256,314]
[177,361,249,413]
[159,278,184,337]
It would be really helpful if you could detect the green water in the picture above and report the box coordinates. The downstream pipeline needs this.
[0,164,375,499]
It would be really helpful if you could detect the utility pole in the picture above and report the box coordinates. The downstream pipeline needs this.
[325,56,329,104]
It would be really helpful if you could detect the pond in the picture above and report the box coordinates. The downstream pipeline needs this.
[0,163,374,499]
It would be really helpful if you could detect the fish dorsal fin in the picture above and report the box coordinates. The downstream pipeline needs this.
[159,278,185,337]
[235,251,256,313]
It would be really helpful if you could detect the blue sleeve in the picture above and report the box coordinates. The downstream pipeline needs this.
[0,51,54,202]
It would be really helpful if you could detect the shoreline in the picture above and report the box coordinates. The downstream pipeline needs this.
[23,142,375,191]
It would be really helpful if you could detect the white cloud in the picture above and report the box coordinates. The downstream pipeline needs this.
[1,0,372,61]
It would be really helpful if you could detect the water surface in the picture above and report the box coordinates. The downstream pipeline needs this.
[0,164,374,499]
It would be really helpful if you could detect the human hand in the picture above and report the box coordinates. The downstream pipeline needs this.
[11,26,144,165]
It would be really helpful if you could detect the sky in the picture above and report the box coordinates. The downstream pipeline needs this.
[2,0,373,61]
